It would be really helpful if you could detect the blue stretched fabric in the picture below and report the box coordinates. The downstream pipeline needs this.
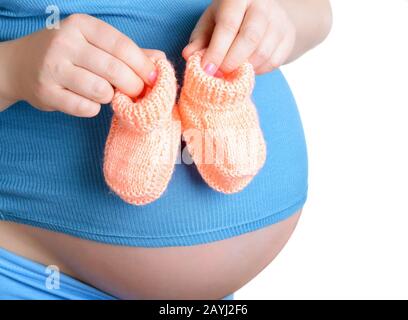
[0,247,115,300]
[0,0,308,247]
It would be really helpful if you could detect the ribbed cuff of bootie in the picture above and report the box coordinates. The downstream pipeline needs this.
[111,59,177,133]
[181,52,255,108]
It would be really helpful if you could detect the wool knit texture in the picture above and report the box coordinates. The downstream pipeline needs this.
[104,59,180,205]
[179,52,267,193]
[0,0,308,247]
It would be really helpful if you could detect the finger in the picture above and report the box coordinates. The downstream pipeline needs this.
[74,43,144,97]
[254,60,274,75]
[255,34,294,74]
[269,33,295,68]
[182,7,215,60]
[249,23,281,70]
[58,64,114,104]
[142,49,167,63]
[202,0,247,75]
[50,88,101,117]
[66,14,158,86]
[220,4,269,73]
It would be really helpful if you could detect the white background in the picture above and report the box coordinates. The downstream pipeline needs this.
[236,0,408,299]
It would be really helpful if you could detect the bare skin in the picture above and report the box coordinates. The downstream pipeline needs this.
[0,210,301,299]
[183,0,333,75]
[0,0,331,300]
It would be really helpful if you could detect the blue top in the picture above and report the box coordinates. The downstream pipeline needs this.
[0,247,115,300]
[0,0,308,247]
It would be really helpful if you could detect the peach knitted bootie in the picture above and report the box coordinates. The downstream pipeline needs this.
[178,52,266,193]
[103,59,180,205]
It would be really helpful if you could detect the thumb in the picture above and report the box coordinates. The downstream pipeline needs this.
[182,8,215,61]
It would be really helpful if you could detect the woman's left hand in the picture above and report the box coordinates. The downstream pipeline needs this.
[182,0,296,75]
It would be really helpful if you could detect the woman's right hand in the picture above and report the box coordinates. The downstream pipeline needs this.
[0,14,165,117]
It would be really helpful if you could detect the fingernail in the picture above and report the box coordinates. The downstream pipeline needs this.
[214,70,224,78]
[204,63,217,76]
[148,69,158,85]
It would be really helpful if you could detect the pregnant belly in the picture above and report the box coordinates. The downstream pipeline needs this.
[0,213,301,299]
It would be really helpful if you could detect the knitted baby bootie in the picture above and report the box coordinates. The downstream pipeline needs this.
[103,59,180,205]
[178,52,266,193]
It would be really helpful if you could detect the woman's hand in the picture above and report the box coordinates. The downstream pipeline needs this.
[183,0,296,75]
[0,14,164,117]
[183,0,332,75]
